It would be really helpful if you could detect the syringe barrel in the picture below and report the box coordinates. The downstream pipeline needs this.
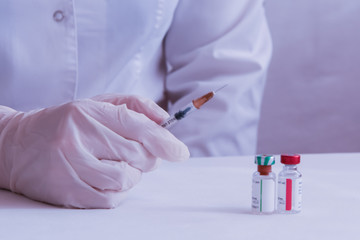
[160,102,197,129]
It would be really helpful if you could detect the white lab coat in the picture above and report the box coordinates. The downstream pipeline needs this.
[0,0,272,156]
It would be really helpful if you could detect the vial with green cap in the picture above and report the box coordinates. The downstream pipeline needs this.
[252,155,276,214]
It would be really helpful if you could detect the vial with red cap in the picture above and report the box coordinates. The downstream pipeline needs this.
[277,154,303,214]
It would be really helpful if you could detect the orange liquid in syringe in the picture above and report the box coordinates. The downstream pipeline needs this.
[192,92,214,109]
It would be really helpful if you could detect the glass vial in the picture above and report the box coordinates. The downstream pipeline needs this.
[277,154,303,214]
[252,155,276,214]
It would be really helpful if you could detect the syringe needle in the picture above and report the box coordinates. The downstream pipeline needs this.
[214,84,228,94]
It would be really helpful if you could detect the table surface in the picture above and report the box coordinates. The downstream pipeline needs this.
[1,153,359,240]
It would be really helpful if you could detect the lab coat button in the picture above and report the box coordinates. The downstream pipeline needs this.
[53,10,64,22]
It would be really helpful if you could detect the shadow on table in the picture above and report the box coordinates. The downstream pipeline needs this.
[0,189,56,209]
[158,205,253,215]
[1,189,254,214]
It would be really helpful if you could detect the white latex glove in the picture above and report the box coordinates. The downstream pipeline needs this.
[0,94,189,208]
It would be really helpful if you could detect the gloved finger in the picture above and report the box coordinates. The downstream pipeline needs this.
[62,184,131,209]
[20,172,131,209]
[73,114,160,172]
[74,155,142,191]
[91,94,169,124]
[62,145,142,191]
[83,101,190,162]
[16,148,131,209]
[69,188,130,209]
[59,180,132,209]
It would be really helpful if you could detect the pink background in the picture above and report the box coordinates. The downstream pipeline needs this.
[257,0,360,154]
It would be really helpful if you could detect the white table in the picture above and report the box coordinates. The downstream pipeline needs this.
[1,153,359,240]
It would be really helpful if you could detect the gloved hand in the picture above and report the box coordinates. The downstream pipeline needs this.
[0,94,189,208]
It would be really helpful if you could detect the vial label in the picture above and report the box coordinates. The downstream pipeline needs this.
[278,178,302,212]
[252,178,275,213]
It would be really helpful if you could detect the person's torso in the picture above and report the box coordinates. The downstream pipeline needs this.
[0,0,179,111]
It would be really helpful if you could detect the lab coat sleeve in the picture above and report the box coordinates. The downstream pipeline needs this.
[164,0,272,156]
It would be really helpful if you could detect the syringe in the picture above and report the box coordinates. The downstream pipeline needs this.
[161,84,227,129]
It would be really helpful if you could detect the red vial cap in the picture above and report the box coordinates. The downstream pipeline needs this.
[281,154,301,165]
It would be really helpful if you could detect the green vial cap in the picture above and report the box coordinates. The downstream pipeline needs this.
[255,154,275,166]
